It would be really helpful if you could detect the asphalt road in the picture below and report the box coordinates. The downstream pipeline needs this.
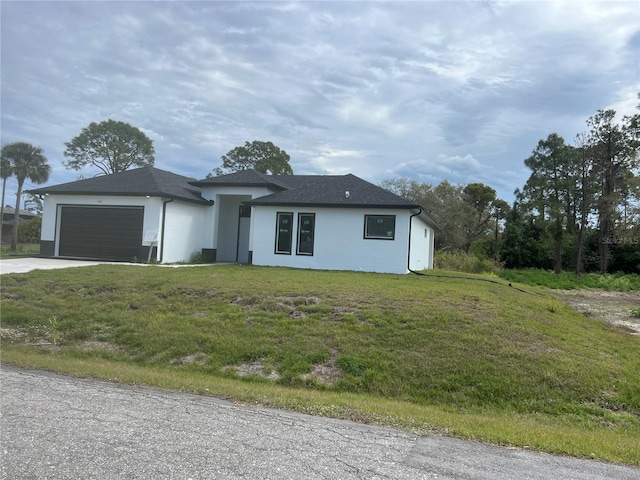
[1,367,637,480]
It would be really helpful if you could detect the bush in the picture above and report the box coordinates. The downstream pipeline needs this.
[17,216,42,244]
[434,251,501,275]
[189,251,211,264]
[499,269,640,291]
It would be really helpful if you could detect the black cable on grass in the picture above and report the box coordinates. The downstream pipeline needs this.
[409,270,544,297]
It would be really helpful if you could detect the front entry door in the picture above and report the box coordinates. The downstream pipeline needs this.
[236,205,251,263]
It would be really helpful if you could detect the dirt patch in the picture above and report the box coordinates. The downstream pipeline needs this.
[0,327,29,342]
[301,348,343,386]
[555,290,640,335]
[231,295,322,319]
[170,352,210,366]
[222,358,281,380]
[223,349,344,385]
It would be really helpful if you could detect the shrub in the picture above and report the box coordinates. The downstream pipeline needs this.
[434,251,501,275]
[189,251,210,264]
[17,216,42,244]
[499,269,640,291]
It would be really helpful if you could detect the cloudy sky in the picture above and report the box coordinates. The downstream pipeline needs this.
[1,1,638,207]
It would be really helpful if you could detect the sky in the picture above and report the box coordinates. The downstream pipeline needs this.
[1,0,639,209]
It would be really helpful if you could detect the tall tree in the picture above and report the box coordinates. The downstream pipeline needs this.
[0,154,14,238]
[64,119,155,175]
[520,133,576,273]
[573,132,598,275]
[210,141,293,176]
[491,199,511,262]
[586,110,636,273]
[0,142,51,251]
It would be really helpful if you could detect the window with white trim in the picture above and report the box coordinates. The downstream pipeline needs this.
[364,215,395,240]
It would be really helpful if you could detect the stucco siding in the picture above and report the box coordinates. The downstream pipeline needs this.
[409,215,434,271]
[251,206,413,274]
[162,201,208,263]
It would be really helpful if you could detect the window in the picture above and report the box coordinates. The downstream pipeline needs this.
[297,213,315,255]
[364,215,395,240]
[275,212,293,254]
[239,205,251,218]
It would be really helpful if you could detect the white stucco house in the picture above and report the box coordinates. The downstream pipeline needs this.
[30,167,437,274]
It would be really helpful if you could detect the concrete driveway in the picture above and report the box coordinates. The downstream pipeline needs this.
[0,257,133,274]
[0,257,217,274]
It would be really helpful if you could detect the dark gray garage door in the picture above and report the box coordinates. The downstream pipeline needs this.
[59,206,144,261]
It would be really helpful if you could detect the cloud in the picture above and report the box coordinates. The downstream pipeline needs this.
[1,0,638,205]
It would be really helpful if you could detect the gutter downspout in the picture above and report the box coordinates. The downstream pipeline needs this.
[408,207,426,276]
[159,198,173,263]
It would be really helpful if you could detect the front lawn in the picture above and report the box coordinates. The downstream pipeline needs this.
[1,265,638,464]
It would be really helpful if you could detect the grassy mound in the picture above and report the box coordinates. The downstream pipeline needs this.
[1,265,638,463]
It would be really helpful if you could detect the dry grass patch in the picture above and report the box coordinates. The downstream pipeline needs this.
[557,290,640,335]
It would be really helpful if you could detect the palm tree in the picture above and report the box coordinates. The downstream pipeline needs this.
[0,154,14,243]
[1,142,51,251]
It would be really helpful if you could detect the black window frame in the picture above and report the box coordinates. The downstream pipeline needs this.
[275,212,294,255]
[364,214,396,240]
[296,213,315,256]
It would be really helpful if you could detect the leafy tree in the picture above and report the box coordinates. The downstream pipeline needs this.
[64,119,155,175]
[380,177,432,207]
[210,141,293,176]
[500,203,552,269]
[462,183,496,251]
[0,154,13,235]
[519,133,577,273]
[382,178,506,253]
[0,142,51,251]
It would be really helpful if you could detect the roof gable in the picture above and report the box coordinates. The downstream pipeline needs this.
[190,169,289,190]
[29,167,211,205]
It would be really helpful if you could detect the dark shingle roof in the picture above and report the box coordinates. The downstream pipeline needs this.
[245,174,420,208]
[194,168,429,210]
[241,171,438,228]
[29,167,211,205]
[190,169,289,190]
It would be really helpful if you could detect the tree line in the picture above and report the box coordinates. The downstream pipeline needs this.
[3,104,637,273]
[383,102,640,275]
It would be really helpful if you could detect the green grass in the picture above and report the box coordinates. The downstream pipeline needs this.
[1,265,639,464]
[0,243,40,259]
[500,268,640,291]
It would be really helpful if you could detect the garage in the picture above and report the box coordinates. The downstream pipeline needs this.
[58,206,144,261]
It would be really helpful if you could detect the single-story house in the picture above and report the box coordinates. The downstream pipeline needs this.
[30,167,437,274]
[1,206,37,244]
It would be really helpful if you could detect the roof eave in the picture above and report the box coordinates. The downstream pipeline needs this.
[244,201,421,209]
[190,180,287,191]
[28,190,213,206]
